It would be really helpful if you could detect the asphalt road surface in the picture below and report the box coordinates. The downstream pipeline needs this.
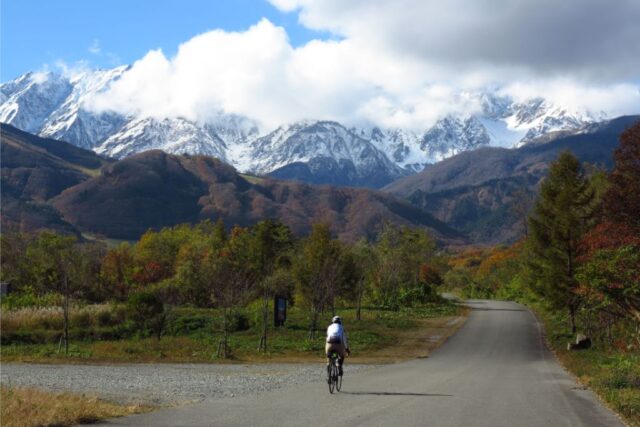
[96,300,623,427]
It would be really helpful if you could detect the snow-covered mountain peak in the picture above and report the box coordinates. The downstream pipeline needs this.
[0,71,73,133]
[0,66,619,188]
[95,116,228,160]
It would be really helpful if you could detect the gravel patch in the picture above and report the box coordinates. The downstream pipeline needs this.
[0,363,376,406]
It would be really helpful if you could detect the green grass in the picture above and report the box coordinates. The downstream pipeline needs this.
[1,302,462,364]
[81,233,135,248]
[240,173,265,184]
[536,307,640,426]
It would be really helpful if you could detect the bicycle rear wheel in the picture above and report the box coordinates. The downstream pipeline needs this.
[336,364,342,392]
[328,362,337,394]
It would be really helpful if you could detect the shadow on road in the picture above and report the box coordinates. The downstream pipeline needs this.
[341,391,452,397]
[470,307,526,312]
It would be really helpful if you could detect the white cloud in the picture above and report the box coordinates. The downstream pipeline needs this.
[88,2,640,131]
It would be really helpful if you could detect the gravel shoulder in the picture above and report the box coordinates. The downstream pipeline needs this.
[0,362,376,406]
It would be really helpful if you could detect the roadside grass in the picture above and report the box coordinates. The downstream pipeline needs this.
[0,386,151,427]
[1,302,464,364]
[537,308,640,427]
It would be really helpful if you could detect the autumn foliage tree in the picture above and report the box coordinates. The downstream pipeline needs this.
[578,122,640,324]
[292,224,346,339]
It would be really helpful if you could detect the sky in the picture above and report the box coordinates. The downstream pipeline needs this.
[2,0,639,130]
[0,0,328,80]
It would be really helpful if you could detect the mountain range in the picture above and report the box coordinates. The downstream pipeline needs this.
[1,68,607,188]
[385,115,640,243]
[0,124,461,243]
[2,114,637,245]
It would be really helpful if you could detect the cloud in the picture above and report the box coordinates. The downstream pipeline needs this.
[270,0,640,81]
[89,39,101,55]
[88,2,640,130]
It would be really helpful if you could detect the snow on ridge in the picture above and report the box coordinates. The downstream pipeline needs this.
[0,67,610,181]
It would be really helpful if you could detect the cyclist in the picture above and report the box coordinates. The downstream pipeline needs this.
[326,315,350,380]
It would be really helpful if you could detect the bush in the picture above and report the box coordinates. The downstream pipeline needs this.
[166,311,213,336]
[126,292,166,339]
[71,311,93,328]
[96,310,113,327]
[0,291,63,310]
[601,356,640,389]
[228,311,250,332]
[398,284,440,307]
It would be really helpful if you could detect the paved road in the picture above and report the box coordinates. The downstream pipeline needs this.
[96,300,623,427]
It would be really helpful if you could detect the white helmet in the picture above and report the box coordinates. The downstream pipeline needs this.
[332,316,342,324]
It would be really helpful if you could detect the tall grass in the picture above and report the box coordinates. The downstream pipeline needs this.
[1,304,124,332]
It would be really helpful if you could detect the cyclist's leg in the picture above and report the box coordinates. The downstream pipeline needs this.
[325,342,333,367]
[337,343,345,376]
[325,342,334,382]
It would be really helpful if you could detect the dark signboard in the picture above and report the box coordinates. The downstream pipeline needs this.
[274,296,287,327]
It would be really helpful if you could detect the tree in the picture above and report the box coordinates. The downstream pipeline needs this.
[251,220,293,352]
[527,151,596,333]
[204,226,259,358]
[133,224,195,285]
[577,245,640,323]
[577,122,640,326]
[602,122,640,232]
[348,239,377,321]
[28,232,82,354]
[101,243,135,301]
[292,224,344,339]
[372,223,437,309]
[0,232,36,292]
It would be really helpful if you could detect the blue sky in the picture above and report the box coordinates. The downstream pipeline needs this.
[1,0,637,128]
[0,0,324,81]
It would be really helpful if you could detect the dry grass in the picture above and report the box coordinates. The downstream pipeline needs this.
[0,386,150,427]
[351,313,468,364]
[1,304,115,332]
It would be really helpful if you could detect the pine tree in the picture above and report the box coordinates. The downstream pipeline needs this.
[527,151,595,333]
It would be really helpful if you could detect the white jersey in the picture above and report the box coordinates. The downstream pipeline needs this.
[326,323,349,348]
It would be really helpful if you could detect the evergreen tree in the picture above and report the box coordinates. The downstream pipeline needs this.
[527,151,595,333]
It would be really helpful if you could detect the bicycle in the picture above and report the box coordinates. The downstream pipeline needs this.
[327,351,342,393]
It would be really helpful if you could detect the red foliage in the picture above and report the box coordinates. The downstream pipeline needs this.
[580,221,640,257]
[133,261,167,285]
[580,122,640,259]
[419,264,443,286]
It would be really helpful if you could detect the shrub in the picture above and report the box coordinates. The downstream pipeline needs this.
[228,311,250,332]
[126,292,166,340]
[71,311,93,328]
[166,311,212,336]
[601,356,640,389]
[0,291,63,310]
